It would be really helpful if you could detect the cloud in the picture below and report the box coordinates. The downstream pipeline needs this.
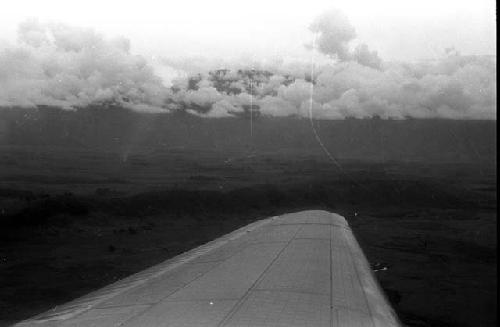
[173,53,495,120]
[259,95,297,117]
[309,9,382,69]
[352,44,382,70]
[0,19,170,112]
[309,9,356,61]
[0,16,495,120]
[190,99,238,118]
[277,79,312,108]
[181,86,223,109]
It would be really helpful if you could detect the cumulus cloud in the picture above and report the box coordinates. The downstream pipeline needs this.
[181,86,222,109]
[259,95,297,117]
[171,53,495,120]
[277,79,312,108]
[309,9,355,61]
[309,9,382,69]
[0,19,170,112]
[0,15,496,120]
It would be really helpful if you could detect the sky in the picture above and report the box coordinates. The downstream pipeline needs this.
[0,0,496,62]
[0,0,496,119]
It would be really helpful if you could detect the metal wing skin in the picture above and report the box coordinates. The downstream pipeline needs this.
[15,210,401,327]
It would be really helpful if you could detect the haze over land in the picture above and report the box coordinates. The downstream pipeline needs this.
[0,1,496,119]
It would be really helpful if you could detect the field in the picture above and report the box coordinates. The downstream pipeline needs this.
[0,111,497,327]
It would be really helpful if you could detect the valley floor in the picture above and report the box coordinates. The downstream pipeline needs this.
[0,147,496,327]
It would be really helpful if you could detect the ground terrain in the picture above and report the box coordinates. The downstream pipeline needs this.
[0,109,496,327]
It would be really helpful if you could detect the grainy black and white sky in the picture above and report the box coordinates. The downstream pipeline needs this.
[0,0,496,119]
[1,0,495,60]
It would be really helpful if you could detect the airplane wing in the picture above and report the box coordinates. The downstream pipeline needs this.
[15,210,401,327]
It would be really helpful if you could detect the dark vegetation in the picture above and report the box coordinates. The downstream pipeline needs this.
[0,107,496,326]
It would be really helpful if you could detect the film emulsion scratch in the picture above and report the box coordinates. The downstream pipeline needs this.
[0,1,496,327]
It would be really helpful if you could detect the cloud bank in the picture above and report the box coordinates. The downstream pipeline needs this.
[170,54,496,120]
[0,13,496,120]
[0,19,170,112]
